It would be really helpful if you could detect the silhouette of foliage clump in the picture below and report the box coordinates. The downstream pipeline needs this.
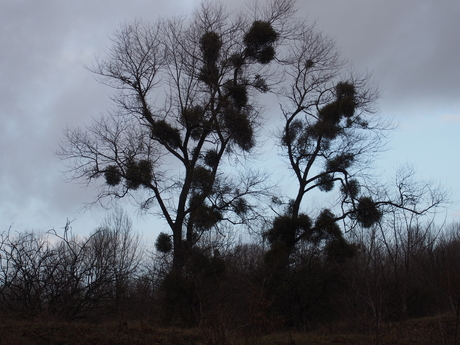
[244,21,279,64]
[311,81,359,140]
[252,74,269,92]
[181,105,203,124]
[125,159,153,190]
[199,31,222,85]
[282,119,303,146]
[222,109,254,151]
[191,166,213,192]
[192,204,223,231]
[155,232,173,253]
[151,120,182,149]
[318,174,335,192]
[204,149,219,167]
[340,179,360,198]
[356,197,382,228]
[224,82,248,108]
[233,197,249,215]
[200,31,222,63]
[181,105,206,140]
[313,209,341,241]
[312,105,343,139]
[335,82,356,118]
[104,165,121,186]
[265,214,312,249]
[326,153,355,172]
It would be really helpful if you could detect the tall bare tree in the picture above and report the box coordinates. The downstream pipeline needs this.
[58,0,295,271]
[263,17,445,261]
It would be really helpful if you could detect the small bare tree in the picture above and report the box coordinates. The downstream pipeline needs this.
[87,208,143,318]
[0,228,56,317]
[0,210,143,320]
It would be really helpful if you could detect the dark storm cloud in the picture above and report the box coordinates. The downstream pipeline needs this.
[1,0,459,233]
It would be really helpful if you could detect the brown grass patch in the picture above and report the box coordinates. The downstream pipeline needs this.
[0,314,457,345]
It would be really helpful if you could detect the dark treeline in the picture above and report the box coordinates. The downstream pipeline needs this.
[1,210,460,341]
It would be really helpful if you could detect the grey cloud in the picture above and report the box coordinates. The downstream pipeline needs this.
[303,0,460,114]
[0,0,194,232]
[1,0,459,234]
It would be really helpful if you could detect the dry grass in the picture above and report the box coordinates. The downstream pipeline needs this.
[0,321,202,345]
[0,314,457,345]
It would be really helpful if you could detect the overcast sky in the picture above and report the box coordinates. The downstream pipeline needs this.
[1,0,459,239]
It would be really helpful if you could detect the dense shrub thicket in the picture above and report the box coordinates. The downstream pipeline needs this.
[2,217,460,339]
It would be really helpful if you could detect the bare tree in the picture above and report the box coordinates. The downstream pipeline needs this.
[263,13,446,260]
[0,228,56,317]
[429,224,460,344]
[0,211,143,320]
[57,1,294,272]
[88,208,143,318]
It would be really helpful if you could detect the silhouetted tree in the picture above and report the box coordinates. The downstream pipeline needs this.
[0,211,142,321]
[430,224,460,344]
[86,208,143,318]
[255,7,447,328]
[263,4,446,261]
[57,1,292,272]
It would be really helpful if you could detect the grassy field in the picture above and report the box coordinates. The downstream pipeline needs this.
[0,314,457,345]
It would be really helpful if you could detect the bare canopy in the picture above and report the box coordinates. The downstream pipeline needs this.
[58,0,445,271]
